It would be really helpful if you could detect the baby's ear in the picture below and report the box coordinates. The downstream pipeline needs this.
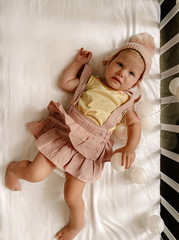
[102,55,114,66]
[102,59,109,65]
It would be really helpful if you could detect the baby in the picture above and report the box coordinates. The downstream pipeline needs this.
[5,32,155,240]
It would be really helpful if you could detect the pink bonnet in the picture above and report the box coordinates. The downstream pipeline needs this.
[103,32,155,81]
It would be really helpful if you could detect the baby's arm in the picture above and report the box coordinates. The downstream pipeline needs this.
[59,48,92,93]
[114,106,141,169]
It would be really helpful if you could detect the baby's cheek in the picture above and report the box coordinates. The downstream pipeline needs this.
[106,66,115,76]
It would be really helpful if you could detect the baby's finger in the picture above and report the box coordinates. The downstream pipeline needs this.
[127,157,134,169]
[125,158,129,169]
[83,50,89,55]
[126,156,132,169]
[127,159,131,169]
[121,153,126,167]
[87,51,92,60]
[79,48,84,55]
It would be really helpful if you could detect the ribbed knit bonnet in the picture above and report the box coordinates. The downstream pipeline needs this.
[103,32,155,81]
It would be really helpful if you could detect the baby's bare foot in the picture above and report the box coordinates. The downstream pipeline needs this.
[5,162,21,191]
[55,223,84,240]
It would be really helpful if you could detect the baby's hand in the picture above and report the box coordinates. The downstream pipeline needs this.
[75,48,92,65]
[113,146,136,169]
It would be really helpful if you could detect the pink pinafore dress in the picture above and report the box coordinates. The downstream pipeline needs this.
[27,65,134,183]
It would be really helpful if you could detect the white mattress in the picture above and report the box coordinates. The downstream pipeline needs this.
[0,0,161,239]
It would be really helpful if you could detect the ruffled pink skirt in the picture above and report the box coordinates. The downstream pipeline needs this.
[27,101,113,183]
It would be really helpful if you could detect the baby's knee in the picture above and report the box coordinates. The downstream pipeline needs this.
[26,167,46,182]
[64,190,83,206]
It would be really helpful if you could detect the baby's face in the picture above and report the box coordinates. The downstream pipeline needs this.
[105,50,145,91]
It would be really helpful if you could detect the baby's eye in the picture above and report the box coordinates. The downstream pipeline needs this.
[129,71,134,76]
[118,62,123,67]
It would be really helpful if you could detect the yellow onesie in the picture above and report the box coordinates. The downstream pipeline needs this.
[76,75,129,126]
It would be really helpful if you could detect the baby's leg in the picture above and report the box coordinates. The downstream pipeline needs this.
[5,152,56,191]
[55,173,86,240]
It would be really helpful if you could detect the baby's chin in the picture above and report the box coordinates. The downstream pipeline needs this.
[105,79,122,91]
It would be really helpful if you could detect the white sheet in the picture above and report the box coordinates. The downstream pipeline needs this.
[0,0,161,239]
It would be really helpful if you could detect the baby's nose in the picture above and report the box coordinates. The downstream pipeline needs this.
[117,69,126,77]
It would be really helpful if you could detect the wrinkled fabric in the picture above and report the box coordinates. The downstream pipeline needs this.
[1,1,160,239]
[27,101,114,182]
[27,63,134,183]
[76,75,129,126]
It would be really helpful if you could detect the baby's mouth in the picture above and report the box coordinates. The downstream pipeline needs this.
[112,77,121,84]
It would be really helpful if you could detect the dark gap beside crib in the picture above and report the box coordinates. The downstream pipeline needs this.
[160,154,178,183]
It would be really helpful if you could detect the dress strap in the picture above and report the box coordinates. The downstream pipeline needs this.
[102,91,135,130]
[134,81,142,103]
[71,64,93,106]
[70,64,135,130]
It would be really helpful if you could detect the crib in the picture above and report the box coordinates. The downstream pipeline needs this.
[160,1,179,239]
[0,1,178,240]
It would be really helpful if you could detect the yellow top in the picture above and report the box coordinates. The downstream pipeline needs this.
[76,75,129,126]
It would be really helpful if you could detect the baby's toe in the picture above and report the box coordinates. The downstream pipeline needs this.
[55,231,62,239]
